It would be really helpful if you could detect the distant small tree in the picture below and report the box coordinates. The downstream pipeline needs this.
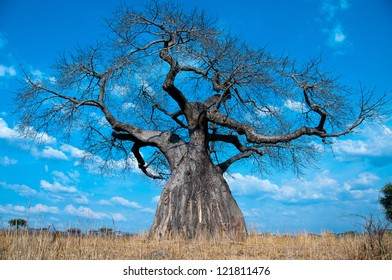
[99,227,113,236]
[8,218,28,230]
[379,182,392,222]
[67,228,82,235]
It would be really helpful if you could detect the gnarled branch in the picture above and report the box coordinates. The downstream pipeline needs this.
[131,142,164,179]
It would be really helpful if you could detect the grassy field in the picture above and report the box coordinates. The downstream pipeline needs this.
[1,229,391,260]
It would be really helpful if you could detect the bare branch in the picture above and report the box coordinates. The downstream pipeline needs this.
[131,142,164,179]
[14,0,391,180]
[218,151,253,173]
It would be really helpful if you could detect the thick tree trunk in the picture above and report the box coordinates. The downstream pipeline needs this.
[150,145,248,240]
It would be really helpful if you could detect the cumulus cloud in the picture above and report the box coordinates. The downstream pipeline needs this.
[122,102,136,112]
[29,203,60,214]
[0,118,16,139]
[0,181,38,197]
[52,170,72,184]
[30,69,44,80]
[25,130,57,145]
[255,106,280,118]
[284,99,306,112]
[64,204,109,219]
[60,143,138,174]
[321,0,350,20]
[0,203,59,215]
[60,144,85,158]
[48,76,57,84]
[319,0,350,50]
[227,168,380,207]
[31,146,68,160]
[327,24,346,46]
[0,204,26,214]
[272,170,340,202]
[0,156,17,166]
[226,173,279,196]
[343,172,380,192]
[74,195,89,204]
[140,208,155,214]
[68,170,80,182]
[226,169,350,204]
[353,172,380,186]
[347,188,379,201]
[97,199,112,206]
[110,196,141,209]
[0,65,16,77]
[333,25,346,42]
[0,118,56,145]
[151,196,160,203]
[333,124,392,161]
[111,84,130,96]
[40,180,77,193]
[111,213,127,222]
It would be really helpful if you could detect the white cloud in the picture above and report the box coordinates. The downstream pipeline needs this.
[52,170,76,184]
[284,99,306,112]
[0,65,16,77]
[29,203,60,214]
[0,118,16,139]
[321,0,350,19]
[23,127,57,145]
[353,172,380,186]
[151,196,160,203]
[61,143,139,175]
[111,84,129,96]
[348,188,378,201]
[60,144,85,158]
[339,0,350,10]
[110,196,141,209]
[122,102,136,112]
[0,204,26,214]
[0,118,56,145]
[40,180,77,193]
[32,146,68,160]
[98,199,112,206]
[74,195,89,204]
[30,69,44,82]
[111,213,127,222]
[64,204,109,219]
[255,106,280,118]
[141,208,155,214]
[227,170,341,203]
[332,24,346,43]
[52,170,70,184]
[0,156,17,166]
[334,124,392,159]
[344,172,380,192]
[68,170,80,182]
[0,181,38,197]
[226,173,279,196]
[320,0,350,51]
[273,170,340,202]
[48,76,57,84]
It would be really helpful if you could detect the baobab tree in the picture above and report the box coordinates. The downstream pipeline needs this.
[16,1,390,239]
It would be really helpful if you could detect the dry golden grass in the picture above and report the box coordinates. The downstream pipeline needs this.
[1,230,391,260]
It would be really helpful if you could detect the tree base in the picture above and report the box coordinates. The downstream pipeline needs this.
[150,151,247,240]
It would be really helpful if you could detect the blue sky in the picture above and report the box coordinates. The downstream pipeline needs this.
[0,0,391,234]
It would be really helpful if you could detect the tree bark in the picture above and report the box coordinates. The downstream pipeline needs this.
[150,141,247,240]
